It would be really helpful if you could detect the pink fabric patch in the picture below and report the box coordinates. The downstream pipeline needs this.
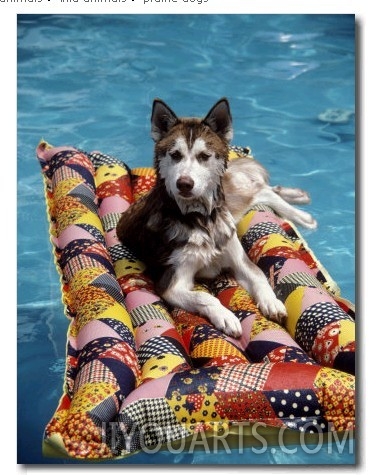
[125,289,161,311]
[300,286,336,314]
[76,319,122,350]
[104,229,120,247]
[98,196,129,217]
[252,328,302,349]
[120,373,174,407]
[37,144,77,161]
[277,258,316,281]
[228,313,256,350]
[249,210,284,228]
[58,224,96,248]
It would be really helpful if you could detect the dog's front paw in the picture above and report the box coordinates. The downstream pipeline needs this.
[211,308,242,338]
[257,297,287,326]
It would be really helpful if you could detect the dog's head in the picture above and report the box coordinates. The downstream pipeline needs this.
[151,98,233,215]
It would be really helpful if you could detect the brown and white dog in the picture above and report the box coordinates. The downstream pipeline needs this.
[116,98,316,337]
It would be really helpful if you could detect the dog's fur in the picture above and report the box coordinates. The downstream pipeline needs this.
[116,98,316,337]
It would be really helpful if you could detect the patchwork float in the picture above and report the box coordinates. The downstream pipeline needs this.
[37,142,355,460]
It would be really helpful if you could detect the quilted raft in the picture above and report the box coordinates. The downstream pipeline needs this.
[36,142,355,460]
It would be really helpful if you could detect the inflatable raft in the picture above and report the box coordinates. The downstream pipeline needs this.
[36,142,355,460]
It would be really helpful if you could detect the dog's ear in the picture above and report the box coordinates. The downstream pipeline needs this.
[202,98,233,143]
[151,99,179,142]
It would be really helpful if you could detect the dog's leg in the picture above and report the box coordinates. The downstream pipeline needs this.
[253,186,317,229]
[225,234,287,325]
[160,268,243,338]
[272,185,311,204]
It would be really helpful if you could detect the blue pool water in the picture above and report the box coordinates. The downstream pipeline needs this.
[17,14,355,464]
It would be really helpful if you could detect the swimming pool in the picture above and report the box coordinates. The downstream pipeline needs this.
[17,14,355,464]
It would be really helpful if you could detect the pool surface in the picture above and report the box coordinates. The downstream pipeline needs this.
[17,14,355,464]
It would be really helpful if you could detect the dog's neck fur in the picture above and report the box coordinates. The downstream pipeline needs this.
[173,182,224,217]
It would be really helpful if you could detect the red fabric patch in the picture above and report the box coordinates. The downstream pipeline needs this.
[263,362,320,391]
[215,390,280,424]
[97,176,133,201]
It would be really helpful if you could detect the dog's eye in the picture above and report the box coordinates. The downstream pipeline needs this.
[197,152,211,162]
[170,151,183,162]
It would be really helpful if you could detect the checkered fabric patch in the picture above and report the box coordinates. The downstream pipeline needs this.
[109,244,138,263]
[52,165,82,186]
[130,303,173,327]
[102,212,122,232]
[215,362,272,393]
[74,359,118,393]
[63,254,103,281]
[118,398,189,450]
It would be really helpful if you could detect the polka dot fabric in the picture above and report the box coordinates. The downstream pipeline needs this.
[37,143,355,460]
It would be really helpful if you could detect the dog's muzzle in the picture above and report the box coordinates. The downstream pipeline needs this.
[176,176,194,198]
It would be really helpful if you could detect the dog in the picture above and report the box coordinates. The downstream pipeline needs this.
[116,98,317,338]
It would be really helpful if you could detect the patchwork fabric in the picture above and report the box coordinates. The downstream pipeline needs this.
[215,363,271,392]
[37,142,355,460]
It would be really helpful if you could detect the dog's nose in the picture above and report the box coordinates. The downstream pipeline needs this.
[176,176,194,194]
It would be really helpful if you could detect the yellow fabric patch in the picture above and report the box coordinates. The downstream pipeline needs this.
[191,339,244,360]
[229,286,258,313]
[338,320,355,348]
[114,258,146,279]
[132,167,156,177]
[261,233,301,254]
[314,367,355,431]
[95,164,129,186]
[54,177,85,201]
[69,268,107,293]
[284,286,305,337]
[250,315,283,339]
[167,391,225,431]
[70,382,118,413]
[236,209,256,238]
[141,354,186,381]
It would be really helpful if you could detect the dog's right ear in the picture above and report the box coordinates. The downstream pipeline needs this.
[151,99,179,142]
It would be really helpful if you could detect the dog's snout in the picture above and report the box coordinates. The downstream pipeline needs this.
[176,176,194,194]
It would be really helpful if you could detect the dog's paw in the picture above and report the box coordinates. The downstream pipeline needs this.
[211,308,242,338]
[294,210,318,230]
[257,297,287,326]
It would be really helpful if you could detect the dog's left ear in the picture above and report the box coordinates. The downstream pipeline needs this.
[202,98,233,143]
